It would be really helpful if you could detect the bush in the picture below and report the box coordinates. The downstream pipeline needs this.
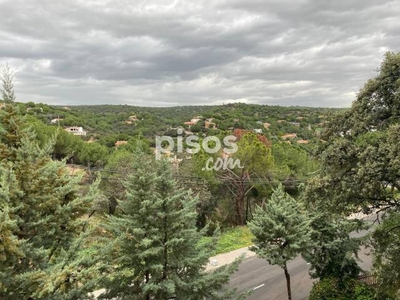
[309,278,377,300]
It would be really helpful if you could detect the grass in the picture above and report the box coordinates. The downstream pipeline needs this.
[201,226,254,255]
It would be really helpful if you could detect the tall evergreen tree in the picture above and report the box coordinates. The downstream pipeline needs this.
[0,68,98,299]
[96,151,244,300]
[248,184,311,300]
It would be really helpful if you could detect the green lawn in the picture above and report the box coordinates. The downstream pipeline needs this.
[201,226,254,255]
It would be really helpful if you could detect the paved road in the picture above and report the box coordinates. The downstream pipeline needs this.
[230,246,372,300]
[230,214,376,300]
[230,255,314,300]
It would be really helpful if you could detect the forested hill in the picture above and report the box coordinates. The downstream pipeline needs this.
[23,101,346,139]
[4,101,346,167]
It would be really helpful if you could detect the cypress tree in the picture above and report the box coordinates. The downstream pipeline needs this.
[0,68,98,299]
[248,184,311,300]
[96,151,243,300]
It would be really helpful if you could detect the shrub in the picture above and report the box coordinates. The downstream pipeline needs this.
[309,278,378,300]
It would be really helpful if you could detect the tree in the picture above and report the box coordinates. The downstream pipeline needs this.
[308,277,379,300]
[77,142,109,167]
[371,211,400,297]
[96,151,244,299]
[1,65,15,103]
[248,184,311,300]
[0,68,99,299]
[327,51,400,137]
[305,52,400,214]
[99,148,136,215]
[304,52,400,296]
[176,157,215,230]
[302,212,364,282]
[271,142,319,195]
[220,132,274,225]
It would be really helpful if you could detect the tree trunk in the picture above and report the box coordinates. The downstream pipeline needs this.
[145,270,150,300]
[236,190,245,226]
[284,264,292,300]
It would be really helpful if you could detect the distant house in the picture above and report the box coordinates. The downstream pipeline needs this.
[115,140,128,147]
[253,129,262,134]
[0,102,5,110]
[281,133,297,140]
[277,120,286,123]
[184,121,195,128]
[190,117,201,124]
[289,122,300,127]
[62,106,71,110]
[64,126,87,136]
[184,116,202,128]
[50,117,63,124]
[256,121,263,125]
[263,122,271,130]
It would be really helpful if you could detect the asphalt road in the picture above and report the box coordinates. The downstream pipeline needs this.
[230,215,376,300]
[230,255,314,300]
[230,246,372,300]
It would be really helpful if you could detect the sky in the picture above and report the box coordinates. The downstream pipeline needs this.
[0,0,399,107]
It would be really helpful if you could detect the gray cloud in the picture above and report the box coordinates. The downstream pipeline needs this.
[0,0,399,107]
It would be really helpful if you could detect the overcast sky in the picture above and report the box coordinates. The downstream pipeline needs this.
[0,0,399,107]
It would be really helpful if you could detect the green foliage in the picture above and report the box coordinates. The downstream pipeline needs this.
[190,147,220,187]
[303,212,365,281]
[327,52,400,137]
[95,151,244,299]
[371,211,400,297]
[272,142,319,195]
[305,52,400,297]
[99,148,136,215]
[272,142,319,179]
[23,100,336,160]
[308,278,379,300]
[77,142,109,167]
[225,132,275,225]
[0,75,99,299]
[234,132,274,176]
[249,184,311,268]
[306,52,400,214]
[249,184,311,300]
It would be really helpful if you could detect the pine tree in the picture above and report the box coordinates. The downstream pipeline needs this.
[96,151,244,300]
[0,68,98,299]
[248,184,311,300]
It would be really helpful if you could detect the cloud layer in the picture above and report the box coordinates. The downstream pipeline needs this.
[0,0,399,107]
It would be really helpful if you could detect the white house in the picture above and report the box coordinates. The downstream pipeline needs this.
[64,126,87,136]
